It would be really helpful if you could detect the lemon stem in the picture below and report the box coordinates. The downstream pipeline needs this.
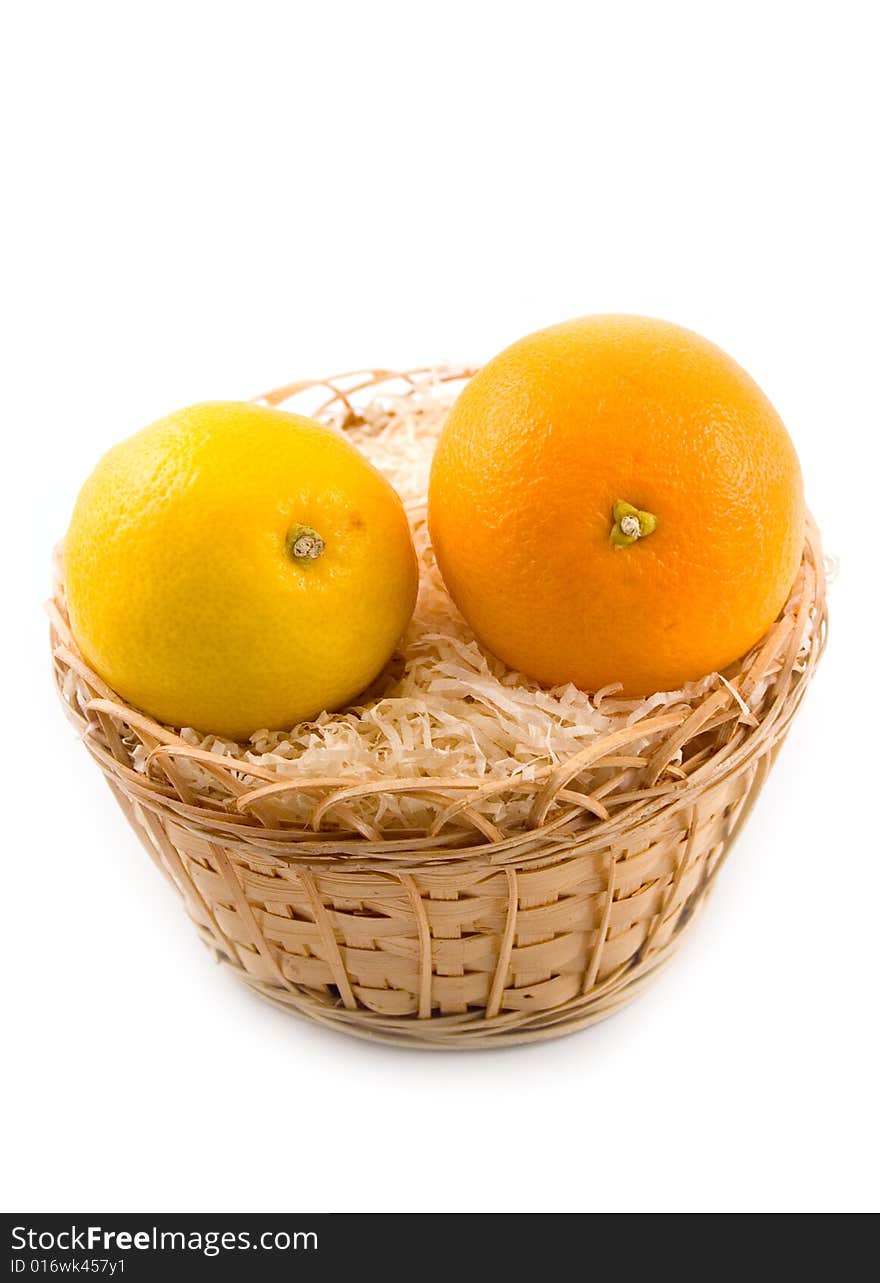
[287,524,325,563]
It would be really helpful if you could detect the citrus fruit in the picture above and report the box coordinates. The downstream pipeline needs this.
[428,316,804,696]
[65,401,418,739]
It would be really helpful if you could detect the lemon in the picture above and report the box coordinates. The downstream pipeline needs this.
[64,401,418,739]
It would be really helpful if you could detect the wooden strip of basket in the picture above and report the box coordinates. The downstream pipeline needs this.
[50,367,828,1048]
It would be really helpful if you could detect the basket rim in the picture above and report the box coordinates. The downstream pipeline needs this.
[50,366,828,873]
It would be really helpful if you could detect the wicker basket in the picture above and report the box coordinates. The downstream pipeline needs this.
[50,368,828,1048]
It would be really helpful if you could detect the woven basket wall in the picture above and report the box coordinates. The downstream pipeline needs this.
[51,369,828,1048]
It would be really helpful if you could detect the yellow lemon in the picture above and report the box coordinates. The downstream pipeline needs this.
[64,401,418,739]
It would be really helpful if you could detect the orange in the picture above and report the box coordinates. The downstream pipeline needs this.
[428,315,805,696]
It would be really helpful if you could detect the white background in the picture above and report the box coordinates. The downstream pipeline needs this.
[2,2,878,1214]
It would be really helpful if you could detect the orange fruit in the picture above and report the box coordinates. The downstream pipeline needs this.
[428,315,805,696]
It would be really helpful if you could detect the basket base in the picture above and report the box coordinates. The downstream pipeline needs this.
[200,898,706,1050]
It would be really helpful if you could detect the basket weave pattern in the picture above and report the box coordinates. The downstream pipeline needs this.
[51,369,827,1048]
